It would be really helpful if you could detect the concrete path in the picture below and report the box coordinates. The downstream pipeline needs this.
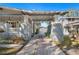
[17,35,65,55]
[66,48,79,55]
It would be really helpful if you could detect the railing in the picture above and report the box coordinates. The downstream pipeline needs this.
[68,20,79,24]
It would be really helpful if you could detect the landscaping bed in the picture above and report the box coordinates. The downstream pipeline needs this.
[57,35,79,55]
[0,46,23,55]
[0,34,25,44]
[0,31,27,54]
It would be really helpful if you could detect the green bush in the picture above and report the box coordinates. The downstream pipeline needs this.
[45,32,50,38]
[35,29,39,34]
[62,35,72,48]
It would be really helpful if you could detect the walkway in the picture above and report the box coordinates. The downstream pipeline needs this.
[17,35,65,55]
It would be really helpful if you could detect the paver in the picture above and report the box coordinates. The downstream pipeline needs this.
[17,35,65,55]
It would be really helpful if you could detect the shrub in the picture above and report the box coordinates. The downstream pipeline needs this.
[45,32,50,38]
[62,35,72,48]
[35,29,39,34]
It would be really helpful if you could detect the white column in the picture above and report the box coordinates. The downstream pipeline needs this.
[51,22,64,43]
[23,15,32,40]
[23,15,28,24]
[62,18,69,35]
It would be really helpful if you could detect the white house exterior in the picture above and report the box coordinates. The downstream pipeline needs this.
[59,10,79,36]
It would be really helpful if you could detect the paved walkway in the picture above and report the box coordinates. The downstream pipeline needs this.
[17,35,65,55]
[66,48,79,55]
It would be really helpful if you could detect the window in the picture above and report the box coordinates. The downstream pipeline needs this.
[6,21,19,28]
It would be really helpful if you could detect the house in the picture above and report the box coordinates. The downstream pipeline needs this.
[0,7,68,40]
[60,9,79,36]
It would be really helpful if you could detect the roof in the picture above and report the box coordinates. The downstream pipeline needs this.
[0,7,68,15]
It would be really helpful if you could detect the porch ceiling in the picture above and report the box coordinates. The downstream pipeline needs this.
[30,15,54,21]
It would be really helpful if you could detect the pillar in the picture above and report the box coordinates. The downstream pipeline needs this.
[32,21,35,35]
[23,15,32,40]
[50,21,64,43]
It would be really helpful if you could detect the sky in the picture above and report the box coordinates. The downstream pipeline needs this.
[0,3,79,11]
